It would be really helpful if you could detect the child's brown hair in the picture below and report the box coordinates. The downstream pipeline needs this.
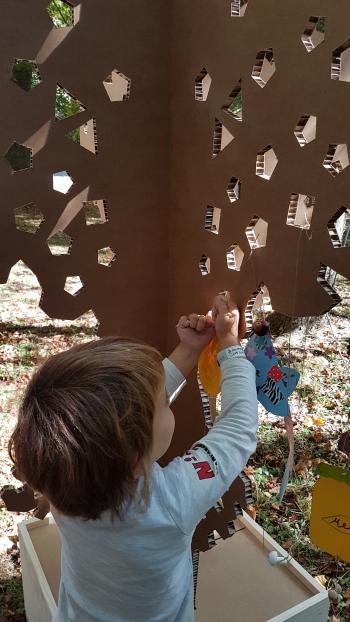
[9,337,164,520]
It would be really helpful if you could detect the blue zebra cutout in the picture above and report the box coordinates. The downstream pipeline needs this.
[245,332,300,417]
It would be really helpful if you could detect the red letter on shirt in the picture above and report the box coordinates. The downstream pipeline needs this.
[193,461,215,480]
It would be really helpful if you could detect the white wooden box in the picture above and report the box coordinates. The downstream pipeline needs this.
[18,512,329,622]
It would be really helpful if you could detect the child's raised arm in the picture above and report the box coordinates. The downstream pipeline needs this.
[157,293,258,535]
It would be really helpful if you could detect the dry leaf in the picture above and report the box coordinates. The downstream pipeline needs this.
[294,460,309,478]
[282,540,293,550]
[244,465,255,476]
[324,440,333,453]
[311,415,325,426]
[315,574,327,587]
[246,505,257,520]
[271,503,280,511]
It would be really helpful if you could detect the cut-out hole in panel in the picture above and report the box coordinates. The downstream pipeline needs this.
[287,193,315,230]
[53,170,74,194]
[67,118,98,155]
[64,275,83,296]
[204,206,221,235]
[55,84,86,121]
[0,260,98,330]
[317,264,342,308]
[245,216,268,249]
[226,244,244,271]
[222,80,242,122]
[294,114,317,147]
[212,119,234,157]
[332,40,350,82]
[244,290,260,334]
[98,247,116,267]
[302,17,325,52]
[47,230,72,256]
[252,48,275,88]
[226,176,241,203]
[252,284,274,316]
[231,0,249,17]
[199,255,210,276]
[103,70,131,102]
[84,200,107,226]
[14,203,44,234]
[327,207,350,248]
[323,144,349,177]
[195,68,212,102]
[256,146,278,180]
[5,142,32,172]
[47,0,74,28]
[11,59,41,92]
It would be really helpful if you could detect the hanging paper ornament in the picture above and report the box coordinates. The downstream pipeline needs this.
[244,326,300,417]
[198,337,221,397]
[310,463,350,563]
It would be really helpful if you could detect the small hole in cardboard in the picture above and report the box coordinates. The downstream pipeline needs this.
[67,118,98,155]
[103,70,131,102]
[287,193,315,230]
[332,40,350,82]
[302,16,325,52]
[327,207,350,248]
[226,244,244,271]
[47,0,74,28]
[323,144,349,177]
[55,84,86,121]
[212,119,234,157]
[252,284,274,316]
[195,68,212,102]
[47,230,72,256]
[98,247,116,267]
[231,0,249,17]
[5,142,32,172]
[222,80,242,121]
[256,146,278,180]
[14,203,44,234]
[252,48,275,88]
[199,255,210,276]
[317,264,342,308]
[204,206,221,235]
[244,290,260,334]
[84,200,107,226]
[226,176,241,203]
[245,216,268,249]
[11,60,41,92]
[294,114,317,147]
[64,275,83,296]
[53,170,74,194]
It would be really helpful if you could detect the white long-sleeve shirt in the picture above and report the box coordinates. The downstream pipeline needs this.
[53,347,258,622]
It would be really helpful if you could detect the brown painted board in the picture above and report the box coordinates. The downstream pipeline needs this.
[1,0,350,550]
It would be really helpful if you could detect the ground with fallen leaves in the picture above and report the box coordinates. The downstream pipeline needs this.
[0,261,349,621]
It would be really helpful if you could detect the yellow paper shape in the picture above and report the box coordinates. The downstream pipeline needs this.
[310,463,350,563]
[198,337,221,397]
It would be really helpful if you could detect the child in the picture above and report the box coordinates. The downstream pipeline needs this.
[9,292,258,622]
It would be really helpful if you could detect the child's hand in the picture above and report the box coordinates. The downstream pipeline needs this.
[176,313,215,355]
[212,291,242,350]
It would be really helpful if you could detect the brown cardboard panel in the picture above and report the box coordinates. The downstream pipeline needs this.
[1,0,350,550]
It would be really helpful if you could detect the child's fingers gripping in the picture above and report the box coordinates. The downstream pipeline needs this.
[188,313,201,329]
[176,315,190,328]
[196,315,207,332]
